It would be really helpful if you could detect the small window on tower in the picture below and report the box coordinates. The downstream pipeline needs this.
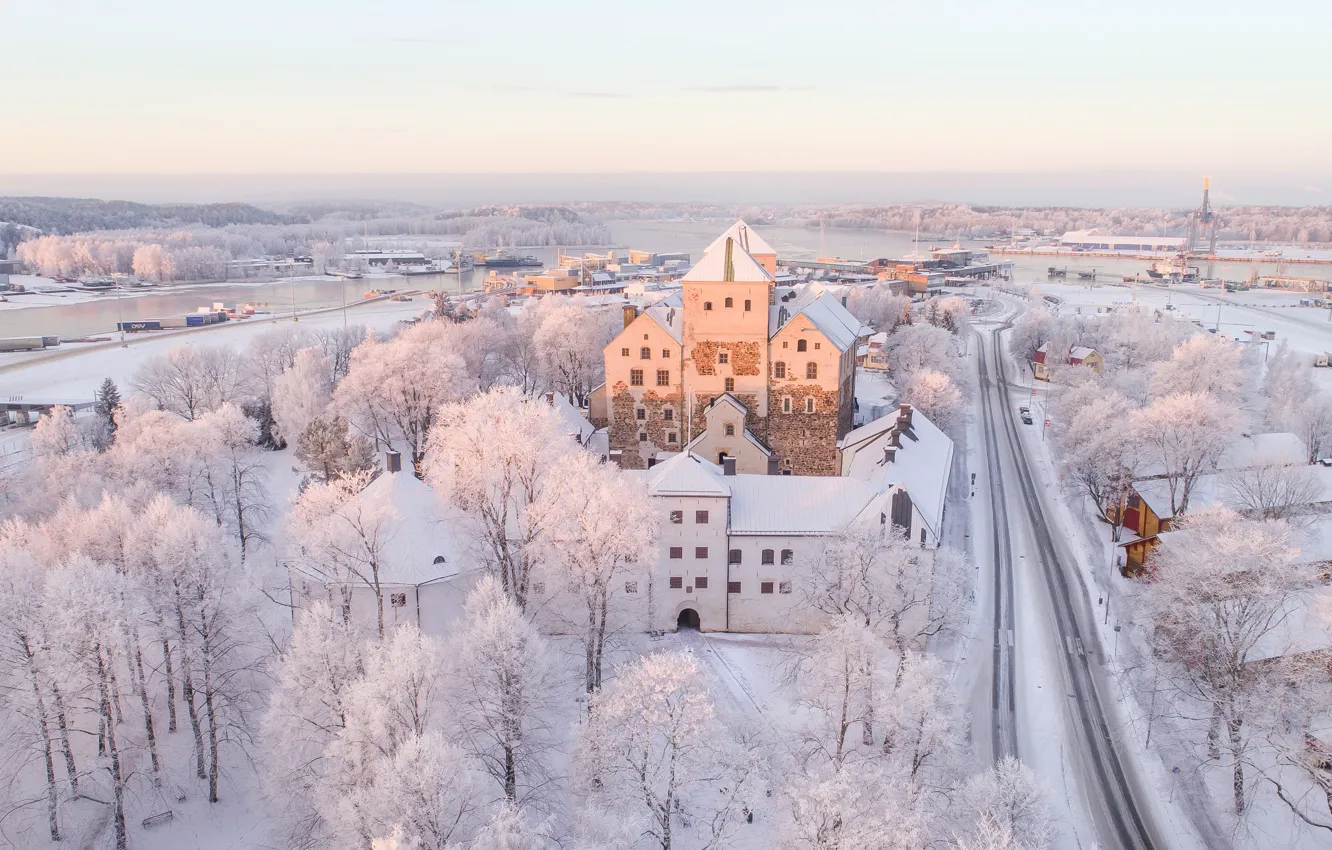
[724,377,735,393]
[760,581,774,595]
[805,397,815,413]
[774,361,786,379]
[782,341,789,349]
[806,362,818,379]
[761,549,774,564]
[724,297,733,308]
[636,408,646,420]
[638,432,647,442]
[669,546,683,558]
[718,351,729,365]
[782,397,792,413]
[814,342,822,350]
[630,369,644,386]
[669,576,683,589]
[621,347,630,357]
[640,346,652,359]
[667,432,678,443]
[657,369,670,386]
[663,408,674,421]
[744,299,751,311]
[694,576,709,589]
[662,349,670,358]
[704,301,713,311]
[797,339,807,352]
[724,422,735,436]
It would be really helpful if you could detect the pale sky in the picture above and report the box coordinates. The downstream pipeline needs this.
[4,0,1330,175]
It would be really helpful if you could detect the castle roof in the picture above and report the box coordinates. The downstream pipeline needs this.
[643,292,684,342]
[706,220,776,257]
[682,237,773,284]
[644,451,731,498]
[771,285,866,351]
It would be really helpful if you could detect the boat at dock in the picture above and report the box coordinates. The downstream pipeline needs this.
[475,251,542,268]
[1145,258,1200,282]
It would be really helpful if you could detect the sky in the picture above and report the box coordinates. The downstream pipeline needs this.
[3,0,1331,204]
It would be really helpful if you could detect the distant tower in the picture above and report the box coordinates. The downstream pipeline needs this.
[1186,177,1219,256]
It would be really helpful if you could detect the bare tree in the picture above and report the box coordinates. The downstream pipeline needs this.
[1131,392,1240,517]
[1224,460,1322,523]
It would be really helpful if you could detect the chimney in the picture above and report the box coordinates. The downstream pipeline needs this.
[883,445,897,465]
[890,429,901,448]
[385,451,402,473]
[841,295,848,307]
[622,305,639,329]
[545,391,555,406]
[723,456,736,476]
[898,402,912,424]
[767,457,780,475]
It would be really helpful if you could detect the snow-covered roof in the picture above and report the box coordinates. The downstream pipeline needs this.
[705,220,776,258]
[1245,587,1332,664]
[548,392,596,444]
[727,475,878,536]
[840,406,954,540]
[1133,463,1332,521]
[681,239,772,284]
[644,452,731,497]
[643,292,684,343]
[771,286,867,351]
[1136,431,1307,480]
[365,471,466,585]
[1069,346,1097,360]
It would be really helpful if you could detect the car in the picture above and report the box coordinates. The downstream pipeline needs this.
[1021,414,1034,425]
[1018,406,1030,416]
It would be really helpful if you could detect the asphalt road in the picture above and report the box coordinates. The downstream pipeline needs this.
[976,297,1161,850]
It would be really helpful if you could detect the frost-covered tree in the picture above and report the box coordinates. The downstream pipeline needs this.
[196,403,271,557]
[131,343,254,420]
[903,370,963,434]
[1052,386,1139,537]
[1224,461,1321,523]
[1263,343,1316,429]
[312,325,367,383]
[425,388,579,612]
[576,652,754,850]
[1294,394,1332,463]
[846,286,911,335]
[1144,507,1308,813]
[533,304,616,406]
[334,321,468,475]
[286,469,399,637]
[93,377,122,445]
[778,761,927,850]
[1131,392,1241,517]
[953,758,1055,850]
[447,576,554,803]
[1151,334,1246,404]
[1007,310,1054,367]
[792,615,885,765]
[885,324,963,388]
[539,452,658,693]
[31,404,89,458]
[272,346,333,448]
[296,414,377,484]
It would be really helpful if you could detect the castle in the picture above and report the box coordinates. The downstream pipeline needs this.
[589,221,864,476]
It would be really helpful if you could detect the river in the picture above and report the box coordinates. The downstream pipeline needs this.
[4,221,1328,339]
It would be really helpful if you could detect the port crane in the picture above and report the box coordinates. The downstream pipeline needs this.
[1185,176,1219,256]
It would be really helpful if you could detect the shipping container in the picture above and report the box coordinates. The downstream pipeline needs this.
[159,317,188,329]
[0,336,46,352]
[40,336,60,348]
[117,321,161,332]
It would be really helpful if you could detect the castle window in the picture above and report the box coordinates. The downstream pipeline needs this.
[781,549,794,565]
[695,576,708,589]
[761,549,774,565]
[815,342,822,350]
[724,297,733,308]
[782,397,791,414]
[806,362,818,379]
[640,346,651,359]
[744,299,751,311]
[657,369,670,386]
[729,549,742,565]
[696,510,709,524]
[663,408,674,421]
[779,580,792,594]
[724,377,735,393]
[782,341,789,349]
[695,546,709,559]
[669,546,683,558]
[662,349,670,358]
[797,339,807,352]
[805,397,815,413]
[667,432,677,443]
[718,351,729,365]
[761,581,774,594]
[774,361,786,379]
[670,510,682,524]
[638,432,647,442]
[670,576,683,589]
[630,369,643,386]
[621,347,630,357]
[728,581,742,594]
[644,333,649,339]
[724,423,735,436]
[636,408,646,420]
[704,301,713,311]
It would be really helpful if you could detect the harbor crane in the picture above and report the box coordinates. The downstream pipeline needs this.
[1185,176,1219,256]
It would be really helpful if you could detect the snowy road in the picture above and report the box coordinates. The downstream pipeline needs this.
[976,297,1163,850]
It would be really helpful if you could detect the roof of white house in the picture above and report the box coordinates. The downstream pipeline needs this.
[705,220,776,257]
[840,405,954,540]
[1069,346,1097,360]
[727,475,878,536]
[548,392,596,444]
[364,471,466,585]
[643,292,685,342]
[1245,586,1332,664]
[643,452,731,497]
[681,238,773,284]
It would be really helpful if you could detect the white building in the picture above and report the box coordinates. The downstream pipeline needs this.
[1058,230,1185,252]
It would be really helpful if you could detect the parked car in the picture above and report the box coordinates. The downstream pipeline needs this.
[1021,413,1034,425]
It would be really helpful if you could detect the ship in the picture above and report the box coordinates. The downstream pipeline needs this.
[1145,258,1200,283]
[476,250,543,268]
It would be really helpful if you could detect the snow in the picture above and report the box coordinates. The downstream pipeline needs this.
[726,474,877,536]
[704,220,776,259]
[642,451,731,497]
[777,291,862,351]
[680,237,772,284]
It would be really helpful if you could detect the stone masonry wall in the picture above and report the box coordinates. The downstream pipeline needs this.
[610,384,683,470]
[764,382,844,476]
[689,341,761,377]
[690,392,762,443]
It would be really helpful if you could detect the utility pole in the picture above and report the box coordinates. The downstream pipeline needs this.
[115,277,126,347]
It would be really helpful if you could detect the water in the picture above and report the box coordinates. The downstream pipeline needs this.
[5,222,1328,338]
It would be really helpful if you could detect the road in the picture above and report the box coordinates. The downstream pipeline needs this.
[975,295,1162,850]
